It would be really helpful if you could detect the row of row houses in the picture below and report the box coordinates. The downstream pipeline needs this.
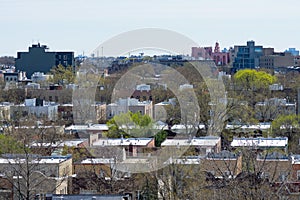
[0,147,299,199]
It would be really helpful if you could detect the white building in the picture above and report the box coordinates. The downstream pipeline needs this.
[10,98,58,121]
[31,72,53,82]
[106,98,153,119]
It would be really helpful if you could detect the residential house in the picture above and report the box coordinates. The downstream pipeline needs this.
[65,124,109,146]
[106,98,153,119]
[201,150,243,178]
[255,98,296,121]
[161,136,221,155]
[0,154,73,199]
[92,137,155,157]
[256,152,291,182]
[231,137,288,153]
[10,98,58,121]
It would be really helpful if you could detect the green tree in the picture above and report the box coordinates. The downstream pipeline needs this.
[49,64,75,84]
[271,114,298,139]
[154,130,168,147]
[234,69,276,91]
[106,112,153,138]
[0,134,24,154]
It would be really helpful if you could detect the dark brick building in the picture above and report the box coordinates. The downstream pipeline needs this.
[15,43,74,77]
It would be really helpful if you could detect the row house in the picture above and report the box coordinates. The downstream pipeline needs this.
[65,124,109,146]
[106,98,153,120]
[231,137,288,153]
[58,103,106,123]
[10,98,58,121]
[0,154,73,199]
[255,98,296,121]
[161,136,221,155]
[92,137,155,157]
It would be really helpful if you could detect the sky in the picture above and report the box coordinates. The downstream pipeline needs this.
[1,0,299,57]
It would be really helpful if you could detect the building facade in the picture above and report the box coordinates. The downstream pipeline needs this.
[232,41,263,72]
[15,43,74,77]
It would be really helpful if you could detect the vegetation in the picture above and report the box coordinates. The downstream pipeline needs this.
[106,111,153,138]
[49,64,75,84]
[234,69,277,91]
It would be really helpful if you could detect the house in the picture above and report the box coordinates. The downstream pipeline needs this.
[161,136,221,155]
[92,137,155,157]
[10,98,58,121]
[65,124,109,146]
[73,158,116,178]
[231,137,288,153]
[58,103,106,123]
[0,154,73,199]
[256,152,291,182]
[131,84,152,101]
[255,98,296,121]
[291,155,300,182]
[202,150,243,179]
[106,98,153,119]
[30,139,88,156]
[26,87,73,104]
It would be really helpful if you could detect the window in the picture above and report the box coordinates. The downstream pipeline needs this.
[279,171,288,182]
[297,170,300,181]
[261,172,270,179]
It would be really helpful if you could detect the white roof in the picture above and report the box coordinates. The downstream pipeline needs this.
[30,139,87,148]
[80,158,115,164]
[231,137,288,148]
[0,157,70,164]
[65,124,109,131]
[291,155,300,164]
[161,136,220,147]
[165,157,202,165]
[93,138,153,146]
[226,123,271,130]
[169,124,206,130]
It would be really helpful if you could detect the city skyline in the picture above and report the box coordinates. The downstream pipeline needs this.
[1,0,299,56]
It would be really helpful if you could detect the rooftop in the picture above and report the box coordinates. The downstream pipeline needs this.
[93,138,153,146]
[231,137,288,148]
[0,155,72,164]
[79,158,115,164]
[161,136,220,147]
[65,124,109,131]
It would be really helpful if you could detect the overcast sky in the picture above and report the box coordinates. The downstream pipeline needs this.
[1,0,299,56]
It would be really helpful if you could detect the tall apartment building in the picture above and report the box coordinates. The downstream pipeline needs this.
[15,43,74,77]
[232,41,263,72]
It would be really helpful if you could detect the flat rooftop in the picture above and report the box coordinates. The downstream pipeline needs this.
[231,137,288,148]
[161,136,220,147]
[93,138,153,146]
